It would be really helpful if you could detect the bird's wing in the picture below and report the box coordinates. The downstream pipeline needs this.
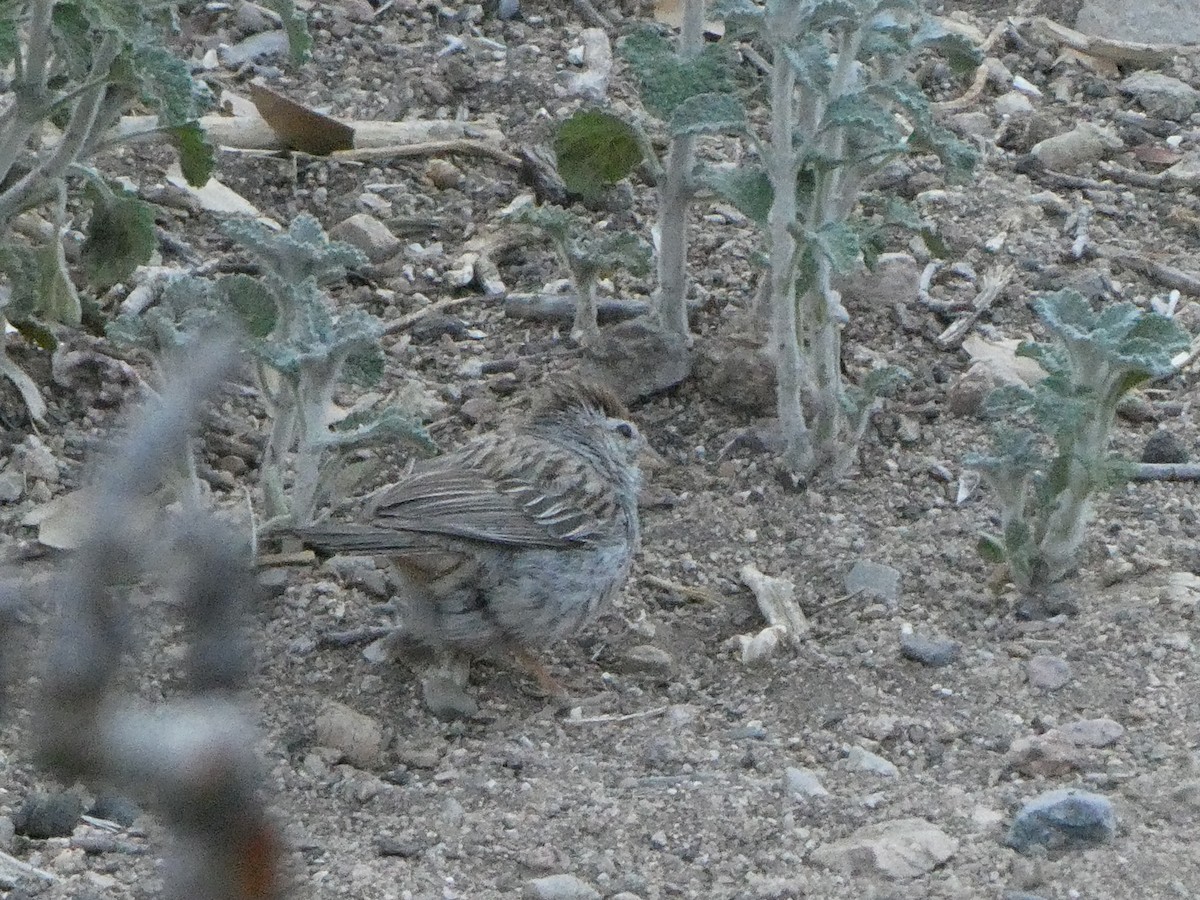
[364,433,618,549]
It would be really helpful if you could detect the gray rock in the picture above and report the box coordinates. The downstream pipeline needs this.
[810,818,958,879]
[1004,733,1085,777]
[1031,123,1123,172]
[1027,654,1071,690]
[17,437,59,482]
[421,673,479,721]
[314,701,386,768]
[899,632,960,667]
[1142,429,1188,464]
[1007,789,1116,852]
[694,338,776,417]
[1059,717,1124,748]
[0,815,13,850]
[845,560,901,604]
[949,111,994,139]
[1076,0,1200,45]
[497,0,521,19]
[323,555,389,599]
[995,92,1035,117]
[846,745,899,778]
[13,791,84,839]
[0,469,24,503]
[617,644,675,678]
[1121,72,1200,121]
[583,318,692,403]
[784,765,830,799]
[523,874,602,900]
[329,213,401,263]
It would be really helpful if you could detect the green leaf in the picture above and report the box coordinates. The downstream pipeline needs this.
[700,165,772,226]
[822,93,904,143]
[710,0,764,23]
[883,196,923,230]
[216,273,277,337]
[262,0,312,65]
[913,18,983,75]
[808,0,868,30]
[167,123,216,187]
[668,92,747,137]
[0,2,18,68]
[35,240,82,326]
[977,533,1006,564]
[344,347,385,387]
[11,318,58,351]
[621,27,732,119]
[860,364,910,399]
[810,221,861,274]
[134,43,210,126]
[782,34,831,92]
[553,109,643,201]
[50,3,95,78]
[81,185,156,288]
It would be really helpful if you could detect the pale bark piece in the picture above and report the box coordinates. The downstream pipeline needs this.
[739,565,809,647]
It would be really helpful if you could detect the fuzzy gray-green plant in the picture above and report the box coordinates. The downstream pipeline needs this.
[109,214,432,527]
[0,0,309,423]
[967,289,1190,594]
[505,200,651,346]
[700,0,978,479]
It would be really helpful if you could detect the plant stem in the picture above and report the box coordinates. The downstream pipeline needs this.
[765,24,813,476]
[654,0,704,340]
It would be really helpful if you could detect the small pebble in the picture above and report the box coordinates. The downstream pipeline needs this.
[1027,654,1071,690]
[783,766,830,798]
[523,874,602,900]
[899,632,961,667]
[1142,429,1188,464]
[846,745,899,778]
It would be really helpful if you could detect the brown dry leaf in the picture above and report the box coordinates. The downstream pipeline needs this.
[1133,144,1184,168]
[249,82,355,155]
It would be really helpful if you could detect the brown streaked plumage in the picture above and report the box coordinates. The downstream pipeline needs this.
[296,378,643,712]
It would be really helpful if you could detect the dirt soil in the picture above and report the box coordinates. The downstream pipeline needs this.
[4,0,1200,898]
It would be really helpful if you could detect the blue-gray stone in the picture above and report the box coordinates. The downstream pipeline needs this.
[899,632,961,667]
[1007,789,1116,852]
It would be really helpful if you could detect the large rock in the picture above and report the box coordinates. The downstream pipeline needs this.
[1076,0,1200,45]
[810,818,958,879]
[1007,789,1116,852]
[582,318,692,403]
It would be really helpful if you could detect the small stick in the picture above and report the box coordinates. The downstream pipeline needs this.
[932,62,989,113]
[1128,463,1200,482]
[0,850,56,882]
[934,265,1013,350]
[332,139,522,169]
[1091,245,1200,296]
[319,625,393,647]
[640,573,720,603]
[563,705,669,725]
[381,295,477,336]
[572,0,613,30]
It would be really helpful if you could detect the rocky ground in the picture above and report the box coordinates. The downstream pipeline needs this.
[3,0,1200,898]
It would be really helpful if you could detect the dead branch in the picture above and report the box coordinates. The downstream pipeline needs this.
[935,265,1014,350]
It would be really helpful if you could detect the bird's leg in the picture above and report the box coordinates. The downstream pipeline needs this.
[510,645,569,700]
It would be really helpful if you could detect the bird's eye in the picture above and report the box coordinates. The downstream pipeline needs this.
[614,421,635,439]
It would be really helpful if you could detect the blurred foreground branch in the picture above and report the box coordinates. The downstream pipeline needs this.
[33,338,286,900]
